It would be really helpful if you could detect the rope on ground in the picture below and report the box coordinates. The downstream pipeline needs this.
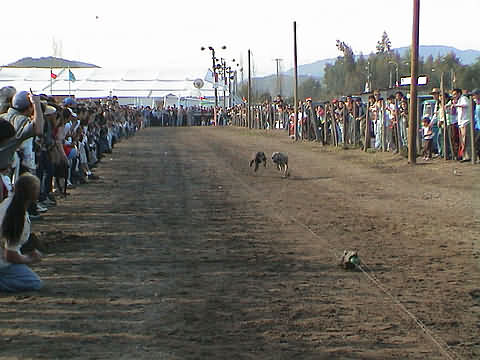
[225,155,461,360]
[290,216,459,360]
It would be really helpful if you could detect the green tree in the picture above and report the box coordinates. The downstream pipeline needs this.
[376,31,392,55]
[298,77,322,100]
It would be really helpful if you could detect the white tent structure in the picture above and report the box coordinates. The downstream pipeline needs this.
[0,67,224,107]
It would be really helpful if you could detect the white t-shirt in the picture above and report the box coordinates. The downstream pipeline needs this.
[0,197,31,269]
[63,121,72,139]
[385,103,395,126]
[456,95,470,127]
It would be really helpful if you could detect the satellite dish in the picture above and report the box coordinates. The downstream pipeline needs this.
[193,78,204,89]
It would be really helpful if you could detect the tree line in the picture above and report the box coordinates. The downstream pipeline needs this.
[240,31,480,104]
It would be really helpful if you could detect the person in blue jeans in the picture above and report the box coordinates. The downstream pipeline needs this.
[0,173,43,292]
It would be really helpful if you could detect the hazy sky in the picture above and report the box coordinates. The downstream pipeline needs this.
[2,0,478,78]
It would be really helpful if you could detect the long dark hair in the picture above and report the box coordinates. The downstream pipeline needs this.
[1,174,40,246]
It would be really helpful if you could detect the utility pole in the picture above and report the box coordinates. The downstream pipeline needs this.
[367,60,371,92]
[274,58,283,97]
[293,21,299,141]
[201,46,226,124]
[222,59,227,111]
[248,49,252,129]
[408,0,420,164]
[211,50,218,109]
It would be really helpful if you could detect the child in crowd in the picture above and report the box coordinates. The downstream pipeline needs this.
[422,116,434,160]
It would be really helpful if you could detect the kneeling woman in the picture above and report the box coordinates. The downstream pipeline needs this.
[0,173,43,292]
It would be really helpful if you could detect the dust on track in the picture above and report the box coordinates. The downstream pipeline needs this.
[0,127,479,360]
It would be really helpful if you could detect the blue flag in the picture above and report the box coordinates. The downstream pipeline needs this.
[68,69,76,82]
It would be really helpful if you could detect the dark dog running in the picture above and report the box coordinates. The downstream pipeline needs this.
[250,151,267,172]
[272,152,289,177]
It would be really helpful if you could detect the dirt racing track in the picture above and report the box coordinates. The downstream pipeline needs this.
[1,127,479,360]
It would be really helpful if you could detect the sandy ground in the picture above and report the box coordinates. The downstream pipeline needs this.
[1,127,479,360]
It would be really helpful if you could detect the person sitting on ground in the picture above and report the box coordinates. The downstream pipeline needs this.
[0,173,43,292]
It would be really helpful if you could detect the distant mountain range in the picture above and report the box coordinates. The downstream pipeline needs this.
[292,45,480,79]
[4,56,99,68]
[253,45,480,96]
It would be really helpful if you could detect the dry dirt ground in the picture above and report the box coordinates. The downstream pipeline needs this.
[1,127,479,360]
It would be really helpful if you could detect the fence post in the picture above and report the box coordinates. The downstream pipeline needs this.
[331,105,338,147]
[416,100,422,155]
[471,97,476,164]
[310,105,321,142]
[381,101,386,152]
[322,108,328,145]
[353,102,358,146]
[364,105,370,152]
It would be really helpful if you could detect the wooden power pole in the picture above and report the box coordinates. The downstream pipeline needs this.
[274,58,283,97]
[408,0,420,164]
[293,21,299,141]
[247,49,252,129]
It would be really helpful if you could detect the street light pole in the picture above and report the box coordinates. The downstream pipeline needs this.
[389,61,399,87]
[274,58,283,97]
[201,45,226,123]
[222,58,227,111]
[211,49,218,109]
[396,65,399,87]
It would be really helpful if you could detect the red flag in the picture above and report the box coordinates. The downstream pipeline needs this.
[50,70,57,79]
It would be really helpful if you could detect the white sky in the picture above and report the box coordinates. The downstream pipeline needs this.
[2,0,479,78]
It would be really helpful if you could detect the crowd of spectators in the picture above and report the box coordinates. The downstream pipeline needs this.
[141,105,216,126]
[227,89,480,163]
[0,87,143,292]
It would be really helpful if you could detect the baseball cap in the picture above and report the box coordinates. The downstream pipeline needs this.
[472,88,480,95]
[12,91,31,111]
[63,97,77,106]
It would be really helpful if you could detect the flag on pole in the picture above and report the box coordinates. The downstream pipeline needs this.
[68,69,76,82]
[50,70,57,79]
[204,68,215,83]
